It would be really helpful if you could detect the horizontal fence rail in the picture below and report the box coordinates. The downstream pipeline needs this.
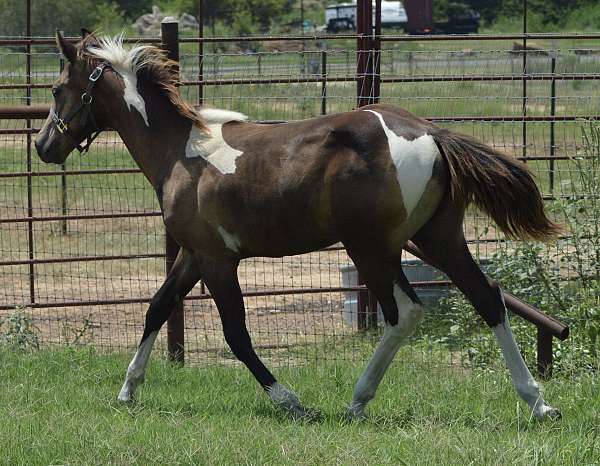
[2,17,591,375]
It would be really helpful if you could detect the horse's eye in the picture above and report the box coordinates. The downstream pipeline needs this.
[51,87,61,98]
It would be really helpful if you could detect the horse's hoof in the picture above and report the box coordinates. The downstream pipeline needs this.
[346,406,368,422]
[117,388,134,403]
[534,405,561,421]
[289,405,321,422]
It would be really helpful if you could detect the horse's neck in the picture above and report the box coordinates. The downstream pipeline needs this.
[108,94,187,188]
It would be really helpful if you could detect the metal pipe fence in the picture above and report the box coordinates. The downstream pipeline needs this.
[2,2,598,374]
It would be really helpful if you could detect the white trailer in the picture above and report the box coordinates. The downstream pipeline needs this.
[325,1,408,31]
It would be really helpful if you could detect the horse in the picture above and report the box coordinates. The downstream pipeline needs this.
[35,30,562,421]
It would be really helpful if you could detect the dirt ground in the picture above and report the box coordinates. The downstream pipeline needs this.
[0,246,366,364]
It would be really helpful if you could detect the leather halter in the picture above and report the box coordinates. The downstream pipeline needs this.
[50,62,109,154]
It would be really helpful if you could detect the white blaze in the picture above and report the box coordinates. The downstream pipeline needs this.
[363,110,438,217]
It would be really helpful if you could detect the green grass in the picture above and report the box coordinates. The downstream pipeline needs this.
[1,346,599,465]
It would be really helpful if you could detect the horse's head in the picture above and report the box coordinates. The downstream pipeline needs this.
[35,29,108,164]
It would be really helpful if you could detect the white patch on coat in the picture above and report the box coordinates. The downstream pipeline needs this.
[348,284,423,418]
[118,330,158,402]
[185,124,244,174]
[200,108,248,124]
[217,226,241,253]
[492,315,558,418]
[87,35,150,126]
[363,110,439,217]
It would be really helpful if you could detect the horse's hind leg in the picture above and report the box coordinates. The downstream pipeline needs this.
[118,248,200,402]
[412,206,560,419]
[345,249,424,420]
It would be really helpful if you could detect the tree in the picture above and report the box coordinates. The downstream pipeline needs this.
[112,0,154,20]
[0,0,127,37]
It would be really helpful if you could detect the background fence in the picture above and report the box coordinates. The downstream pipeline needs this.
[0,1,597,371]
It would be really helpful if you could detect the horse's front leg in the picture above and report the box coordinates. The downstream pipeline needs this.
[118,248,200,402]
[199,256,309,418]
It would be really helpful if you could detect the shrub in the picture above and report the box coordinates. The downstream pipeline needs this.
[0,310,40,352]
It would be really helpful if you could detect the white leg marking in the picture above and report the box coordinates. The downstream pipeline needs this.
[118,330,158,402]
[217,226,242,253]
[348,285,423,419]
[267,382,307,417]
[493,316,559,419]
[185,124,243,174]
[363,110,439,217]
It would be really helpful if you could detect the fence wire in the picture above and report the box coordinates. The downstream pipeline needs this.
[0,34,598,371]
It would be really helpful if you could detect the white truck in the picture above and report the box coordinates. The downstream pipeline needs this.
[325,1,408,32]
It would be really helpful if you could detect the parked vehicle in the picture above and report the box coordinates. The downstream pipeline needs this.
[325,1,408,33]
[404,0,480,35]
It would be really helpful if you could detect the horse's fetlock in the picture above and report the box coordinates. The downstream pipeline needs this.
[515,380,540,401]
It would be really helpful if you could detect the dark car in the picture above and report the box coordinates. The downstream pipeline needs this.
[326,17,356,33]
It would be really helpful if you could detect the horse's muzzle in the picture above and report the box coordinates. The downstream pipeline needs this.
[34,125,69,164]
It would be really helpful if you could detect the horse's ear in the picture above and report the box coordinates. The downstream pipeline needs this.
[81,28,92,38]
[55,30,77,63]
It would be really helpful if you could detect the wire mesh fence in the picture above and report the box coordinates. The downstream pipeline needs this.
[0,29,598,371]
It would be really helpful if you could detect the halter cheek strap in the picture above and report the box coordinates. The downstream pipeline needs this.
[50,62,109,154]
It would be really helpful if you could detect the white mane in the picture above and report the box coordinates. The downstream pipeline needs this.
[83,35,248,128]
[86,35,151,126]
[86,34,151,76]
[200,108,248,124]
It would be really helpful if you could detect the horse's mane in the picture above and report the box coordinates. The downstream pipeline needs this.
[79,34,207,130]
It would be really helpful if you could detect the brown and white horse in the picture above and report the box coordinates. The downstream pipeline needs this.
[35,31,562,420]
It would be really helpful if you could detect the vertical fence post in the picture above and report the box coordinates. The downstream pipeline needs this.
[59,56,68,235]
[522,0,528,162]
[549,55,556,192]
[356,0,370,107]
[26,0,35,305]
[197,0,203,106]
[357,275,367,331]
[354,0,379,329]
[161,18,185,363]
[537,327,553,379]
[372,0,381,103]
[321,50,327,115]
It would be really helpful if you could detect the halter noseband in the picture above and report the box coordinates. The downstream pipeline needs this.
[50,62,109,154]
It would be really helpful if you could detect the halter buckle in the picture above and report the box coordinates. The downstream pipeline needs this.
[88,65,104,82]
[81,92,93,105]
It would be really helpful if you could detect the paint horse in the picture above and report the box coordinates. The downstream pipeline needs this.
[36,31,562,421]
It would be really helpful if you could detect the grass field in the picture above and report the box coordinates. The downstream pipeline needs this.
[1,346,599,465]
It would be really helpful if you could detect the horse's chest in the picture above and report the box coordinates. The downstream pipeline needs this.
[159,168,200,240]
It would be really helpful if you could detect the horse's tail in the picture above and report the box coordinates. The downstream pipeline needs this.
[433,128,562,241]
